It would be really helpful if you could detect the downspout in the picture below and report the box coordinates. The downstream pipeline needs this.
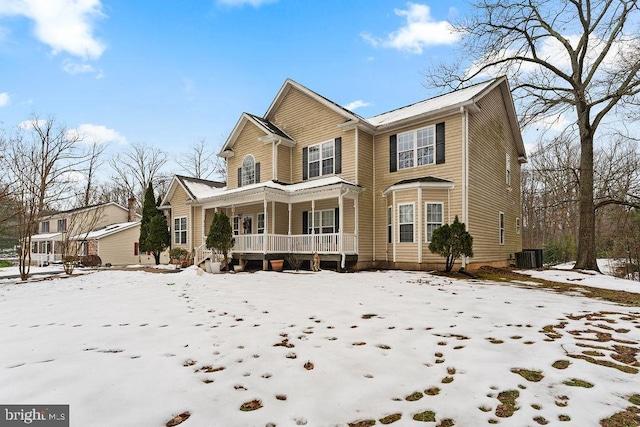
[355,127,359,184]
[339,188,347,269]
[461,106,469,268]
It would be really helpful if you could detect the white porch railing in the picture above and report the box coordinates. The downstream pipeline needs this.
[233,233,357,254]
[193,233,357,265]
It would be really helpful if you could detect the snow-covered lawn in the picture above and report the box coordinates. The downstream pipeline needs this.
[0,267,639,426]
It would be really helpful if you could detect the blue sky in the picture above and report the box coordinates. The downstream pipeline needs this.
[0,0,470,171]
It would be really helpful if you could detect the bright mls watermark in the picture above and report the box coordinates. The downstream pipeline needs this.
[0,405,68,426]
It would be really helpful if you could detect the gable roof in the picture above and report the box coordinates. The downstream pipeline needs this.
[265,78,368,125]
[39,201,131,221]
[218,76,526,161]
[366,76,526,159]
[160,175,226,207]
[219,112,295,157]
[70,221,139,240]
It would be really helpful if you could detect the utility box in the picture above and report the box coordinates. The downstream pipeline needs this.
[516,249,544,268]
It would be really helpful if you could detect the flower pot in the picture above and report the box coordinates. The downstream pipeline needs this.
[270,259,284,272]
[211,261,221,274]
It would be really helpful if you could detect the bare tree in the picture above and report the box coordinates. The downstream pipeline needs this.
[81,139,108,206]
[426,0,640,271]
[109,142,168,208]
[2,116,85,280]
[176,138,217,179]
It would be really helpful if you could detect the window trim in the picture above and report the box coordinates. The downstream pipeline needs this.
[57,218,67,233]
[241,154,256,186]
[174,216,188,245]
[233,216,240,236]
[499,212,505,245]
[424,202,444,243]
[41,221,50,233]
[397,125,436,170]
[398,203,415,243]
[307,209,335,234]
[307,139,335,179]
[515,217,520,235]
[257,212,265,234]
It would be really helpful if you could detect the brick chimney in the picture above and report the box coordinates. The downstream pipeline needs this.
[128,196,137,222]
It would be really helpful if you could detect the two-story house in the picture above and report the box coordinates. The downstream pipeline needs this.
[29,200,156,266]
[161,76,526,271]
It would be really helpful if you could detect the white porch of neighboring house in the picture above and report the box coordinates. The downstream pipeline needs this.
[193,177,363,270]
[28,232,64,265]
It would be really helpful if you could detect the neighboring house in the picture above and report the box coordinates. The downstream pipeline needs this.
[161,76,527,271]
[29,200,155,266]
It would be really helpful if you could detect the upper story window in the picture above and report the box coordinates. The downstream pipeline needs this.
[58,218,67,233]
[41,221,49,233]
[397,126,435,170]
[174,217,187,245]
[242,155,255,186]
[506,153,511,186]
[309,140,334,178]
[303,137,342,181]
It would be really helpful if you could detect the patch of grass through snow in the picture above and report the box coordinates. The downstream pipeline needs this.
[511,368,544,382]
[563,378,594,388]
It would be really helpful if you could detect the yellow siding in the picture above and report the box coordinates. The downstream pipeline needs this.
[468,87,523,262]
[270,87,357,184]
[47,204,129,234]
[168,184,191,250]
[227,122,273,188]
[276,144,292,184]
[356,130,374,261]
[97,225,155,266]
[193,206,203,249]
[373,113,464,262]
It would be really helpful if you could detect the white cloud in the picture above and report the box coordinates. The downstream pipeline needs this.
[0,92,9,107]
[0,0,106,59]
[344,100,371,111]
[18,118,45,129]
[361,3,459,55]
[62,59,103,77]
[67,124,127,145]
[217,0,277,7]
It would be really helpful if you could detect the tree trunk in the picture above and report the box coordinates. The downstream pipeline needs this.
[574,126,600,271]
[153,251,161,265]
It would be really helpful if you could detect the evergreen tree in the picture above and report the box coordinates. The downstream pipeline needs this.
[428,216,473,272]
[139,183,158,253]
[147,214,171,264]
[206,211,235,271]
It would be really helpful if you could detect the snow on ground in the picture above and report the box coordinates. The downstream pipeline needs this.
[0,267,639,426]
[522,260,640,294]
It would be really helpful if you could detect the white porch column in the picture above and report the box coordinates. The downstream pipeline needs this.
[311,199,315,253]
[288,202,292,253]
[263,197,268,254]
[338,193,344,254]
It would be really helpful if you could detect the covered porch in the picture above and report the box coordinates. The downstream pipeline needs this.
[193,177,363,269]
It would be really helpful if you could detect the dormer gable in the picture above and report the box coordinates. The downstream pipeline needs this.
[219,112,295,159]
